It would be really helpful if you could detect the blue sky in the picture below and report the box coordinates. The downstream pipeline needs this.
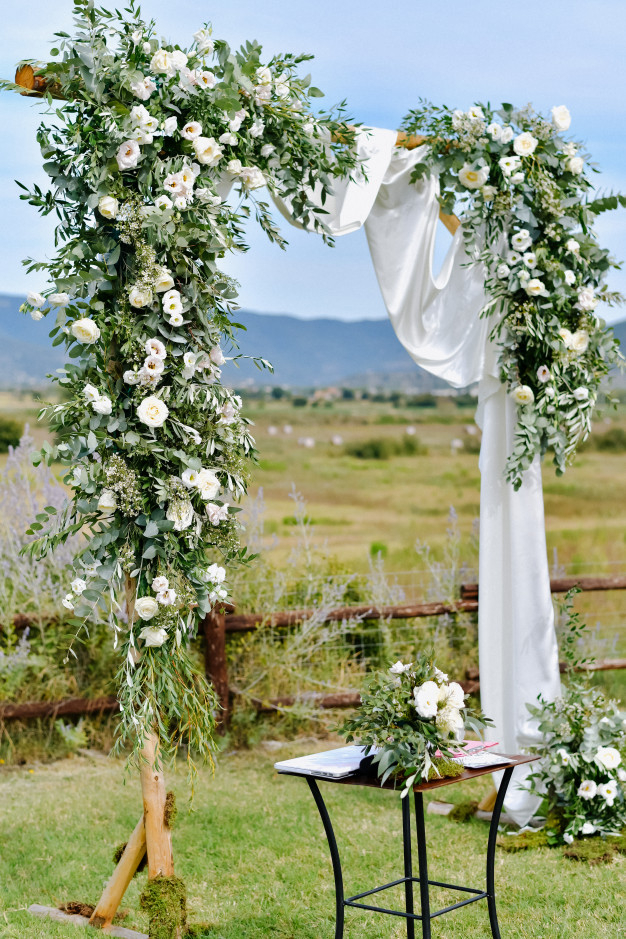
[1,0,625,322]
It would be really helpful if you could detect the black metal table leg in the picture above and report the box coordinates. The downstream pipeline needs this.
[486,767,514,939]
[414,791,431,939]
[307,777,345,939]
[402,795,415,939]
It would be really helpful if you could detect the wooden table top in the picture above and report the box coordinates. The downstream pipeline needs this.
[278,753,538,794]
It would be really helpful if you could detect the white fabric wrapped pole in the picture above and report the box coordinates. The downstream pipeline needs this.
[272,129,561,825]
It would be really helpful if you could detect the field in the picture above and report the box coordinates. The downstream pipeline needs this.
[1,742,624,939]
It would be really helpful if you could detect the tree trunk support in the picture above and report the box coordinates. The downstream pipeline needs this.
[89,816,147,929]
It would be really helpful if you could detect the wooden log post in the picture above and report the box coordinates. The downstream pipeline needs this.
[89,816,147,929]
[203,608,230,728]
[139,732,175,879]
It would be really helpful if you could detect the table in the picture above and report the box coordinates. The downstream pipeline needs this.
[278,751,538,939]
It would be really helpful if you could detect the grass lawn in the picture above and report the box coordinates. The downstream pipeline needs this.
[1,742,624,939]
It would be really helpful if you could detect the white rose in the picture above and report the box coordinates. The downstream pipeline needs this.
[240,166,266,189]
[93,395,113,415]
[206,502,229,526]
[27,291,45,308]
[209,345,226,366]
[570,329,590,354]
[152,575,169,592]
[481,185,497,200]
[207,563,226,583]
[500,126,514,143]
[83,383,100,402]
[513,132,538,157]
[558,327,573,348]
[98,195,119,220]
[135,597,159,621]
[581,822,597,835]
[154,270,175,293]
[458,164,489,190]
[49,292,70,307]
[551,105,571,132]
[196,467,220,500]
[511,230,532,252]
[512,385,535,405]
[156,587,177,606]
[150,48,175,77]
[496,263,510,279]
[97,489,117,516]
[124,369,141,385]
[139,625,168,648]
[171,50,188,71]
[227,159,243,176]
[486,123,502,140]
[250,119,265,138]
[567,156,584,175]
[137,395,169,428]
[436,705,464,735]
[182,121,203,140]
[577,287,598,311]
[414,680,439,719]
[564,270,576,285]
[71,318,100,344]
[193,136,224,166]
[162,116,177,136]
[116,140,141,171]
[566,238,580,255]
[525,278,547,297]
[129,285,153,308]
[573,387,589,401]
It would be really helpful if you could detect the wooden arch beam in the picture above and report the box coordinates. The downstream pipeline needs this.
[13,64,461,235]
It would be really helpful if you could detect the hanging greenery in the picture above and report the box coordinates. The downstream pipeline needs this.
[9,0,357,771]
[402,101,625,489]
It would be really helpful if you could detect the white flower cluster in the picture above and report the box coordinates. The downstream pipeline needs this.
[83,382,113,415]
[124,338,167,389]
[413,671,466,736]
[136,574,179,648]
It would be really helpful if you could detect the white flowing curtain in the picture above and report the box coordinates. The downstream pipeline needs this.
[273,129,561,825]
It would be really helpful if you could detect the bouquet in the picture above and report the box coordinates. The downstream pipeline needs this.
[340,655,491,796]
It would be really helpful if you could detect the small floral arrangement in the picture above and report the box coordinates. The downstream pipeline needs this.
[527,594,626,843]
[402,101,625,489]
[340,656,491,796]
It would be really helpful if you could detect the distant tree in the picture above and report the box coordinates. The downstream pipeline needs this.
[0,417,23,453]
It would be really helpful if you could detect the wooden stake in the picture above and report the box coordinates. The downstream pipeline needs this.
[203,608,230,728]
[89,816,147,929]
[140,731,175,879]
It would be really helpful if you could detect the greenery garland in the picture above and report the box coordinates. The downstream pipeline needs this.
[9,0,357,770]
[402,101,625,489]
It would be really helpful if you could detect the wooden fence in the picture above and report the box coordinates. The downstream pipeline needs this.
[2,575,626,726]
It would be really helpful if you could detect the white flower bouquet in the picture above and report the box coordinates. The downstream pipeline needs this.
[340,655,491,796]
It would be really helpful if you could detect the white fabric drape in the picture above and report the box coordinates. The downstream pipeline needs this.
[272,129,561,825]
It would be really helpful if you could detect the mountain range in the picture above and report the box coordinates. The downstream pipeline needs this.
[1,292,624,391]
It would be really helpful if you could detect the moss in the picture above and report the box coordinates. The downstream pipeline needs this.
[112,842,147,874]
[426,757,464,782]
[563,831,626,865]
[164,791,178,829]
[139,875,187,939]
[448,800,478,823]
[497,830,550,853]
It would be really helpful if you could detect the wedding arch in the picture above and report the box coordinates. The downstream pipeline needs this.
[8,1,625,936]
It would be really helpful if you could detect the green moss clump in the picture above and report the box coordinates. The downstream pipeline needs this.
[426,757,464,782]
[139,875,187,939]
[497,830,550,853]
[563,831,626,865]
[112,842,147,873]
[448,800,478,823]
[164,791,178,829]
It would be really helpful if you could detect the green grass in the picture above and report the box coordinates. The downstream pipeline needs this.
[1,743,625,938]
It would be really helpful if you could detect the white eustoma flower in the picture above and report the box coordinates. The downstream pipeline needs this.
[209,345,226,366]
[139,625,168,648]
[173,196,188,211]
[27,291,45,308]
[513,132,538,157]
[566,238,580,255]
[446,682,465,708]
[507,251,521,265]
[563,142,577,157]
[499,155,522,176]
[144,355,165,376]
[49,292,70,307]
[130,75,157,100]
[250,119,265,138]
[168,311,184,327]
[124,369,141,385]
[163,173,184,195]
[116,140,141,170]
[389,661,413,675]
[97,489,117,516]
[137,396,169,428]
[564,269,576,285]
[196,468,220,500]
[181,468,200,488]
[62,594,75,611]
[458,164,489,189]
[152,575,169,592]
[581,822,597,835]
[207,563,226,583]
[30,309,44,321]
[433,667,449,683]
[551,105,571,131]
[193,136,224,166]
[496,263,510,279]
[573,387,589,401]
[135,597,159,620]
[240,166,266,189]
[206,502,229,526]
[518,268,530,283]
[414,680,439,719]
[229,109,247,132]
[617,768,626,782]
[537,366,551,383]
[162,116,177,136]
[511,230,532,252]
[511,172,525,185]
[155,195,173,211]
[597,780,618,806]
[500,126,514,143]
[83,383,100,403]
[93,395,113,415]
[577,287,598,311]
[98,196,119,219]
[171,50,188,71]
[129,285,153,308]
[558,328,573,348]
[596,746,622,769]
[577,779,597,800]
[71,318,101,344]
[563,832,574,844]
[157,587,178,605]
[481,184,497,200]
[486,123,502,140]
[226,159,243,176]
[512,385,535,405]
[219,132,237,146]
[570,329,590,354]
[196,70,217,89]
[71,578,87,595]
[182,121,203,140]
[130,104,158,133]
[162,293,183,315]
[556,747,571,765]
[194,29,215,55]
[467,105,484,120]
[567,156,584,175]
[525,278,547,297]
[145,338,166,359]
[150,48,175,77]
[523,252,537,269]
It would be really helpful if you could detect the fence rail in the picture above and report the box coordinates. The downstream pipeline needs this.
[2,575,626,726]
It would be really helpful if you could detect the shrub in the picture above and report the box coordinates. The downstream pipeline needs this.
[407,394,437,408]
[594,427,626,452]
[345,436,427,460]
[292,396,308,407]
[0,417,23,453]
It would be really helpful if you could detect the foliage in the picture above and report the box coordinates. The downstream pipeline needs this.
[593,427,626,452]
[344,434,427,460]
[340,655,490,796]
[527,590,626,843]
[402,100,624,489]
[0,417,23,453]
[9,1,357,769]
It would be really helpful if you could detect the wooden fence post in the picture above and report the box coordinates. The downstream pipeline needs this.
[203,608,230,728]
